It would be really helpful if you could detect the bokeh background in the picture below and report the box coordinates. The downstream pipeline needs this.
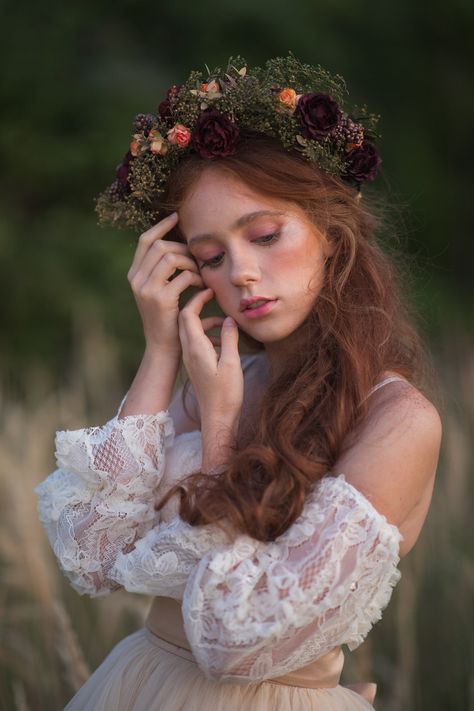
[1,1,473,709]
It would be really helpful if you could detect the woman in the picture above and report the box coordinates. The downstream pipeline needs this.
[35,54,442,709]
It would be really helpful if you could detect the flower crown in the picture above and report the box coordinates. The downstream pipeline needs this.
[95,52,382,232]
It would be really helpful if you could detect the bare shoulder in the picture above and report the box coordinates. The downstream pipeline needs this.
[334,376,442,557]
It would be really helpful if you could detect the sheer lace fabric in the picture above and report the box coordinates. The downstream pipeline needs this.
[35,408,174,596]
[35,404,403,682]
[182,472,402,682]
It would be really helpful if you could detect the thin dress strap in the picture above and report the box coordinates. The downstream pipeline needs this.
[367,375,407,397]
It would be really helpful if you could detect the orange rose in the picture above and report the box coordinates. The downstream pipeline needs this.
[148,129,168,156]
[167,123,191,148]
[278,88,297,111]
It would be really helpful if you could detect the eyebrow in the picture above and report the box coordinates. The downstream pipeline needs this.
[187,210,286,247]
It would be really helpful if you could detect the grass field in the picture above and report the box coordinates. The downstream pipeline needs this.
[0,321,472,710]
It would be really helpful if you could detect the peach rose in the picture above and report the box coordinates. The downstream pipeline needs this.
[148,129,168,156]
[167,123,191,148]
[129,133,142,157]
[278,88,297,111]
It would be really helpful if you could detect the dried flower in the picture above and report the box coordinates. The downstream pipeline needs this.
[158,85,182,124]
[278,88,297,112]
[167,123,192,148]
[344,140,382,183]
[296,92,342,139]
[191,110,240,159]
[148,129,168,156]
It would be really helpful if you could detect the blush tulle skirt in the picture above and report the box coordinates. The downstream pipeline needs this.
[63,627,376,711]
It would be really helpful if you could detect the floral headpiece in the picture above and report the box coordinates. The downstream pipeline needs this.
[95,53,382,231]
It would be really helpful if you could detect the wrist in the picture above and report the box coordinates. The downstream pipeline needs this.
[201,416,239,473]
[143,344,182,365]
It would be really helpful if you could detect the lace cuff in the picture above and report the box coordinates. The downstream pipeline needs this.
[111,515,228,600]
[181,474,403,682]
[35,396,175,597]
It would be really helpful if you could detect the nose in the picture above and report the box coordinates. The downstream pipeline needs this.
[228,248,260,287]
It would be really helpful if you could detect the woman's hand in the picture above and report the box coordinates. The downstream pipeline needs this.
[178,288,244,472]
[127,212,205,357]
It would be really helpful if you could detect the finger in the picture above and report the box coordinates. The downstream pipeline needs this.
[180,287,215,315]
[135,253,200,291]
[178,288,215,352]
[218,317,240,365]
[159,269,205,300]
[128,213,188,277]
[201,315,226,332]
[203,317,224,349]
[129,241,193,282]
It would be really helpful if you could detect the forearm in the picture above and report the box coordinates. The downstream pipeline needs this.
[118,347,181,418]
[201,415,240,474]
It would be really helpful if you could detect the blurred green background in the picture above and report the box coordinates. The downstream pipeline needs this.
[1,0,473,396]
[1,2,473,710]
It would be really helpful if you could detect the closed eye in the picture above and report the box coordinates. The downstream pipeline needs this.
[199,232,281,270]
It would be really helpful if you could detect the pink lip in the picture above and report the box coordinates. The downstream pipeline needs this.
[241,299,278,319]
[240,296,274,311]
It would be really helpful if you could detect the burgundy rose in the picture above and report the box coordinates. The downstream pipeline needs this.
[191,110,240,159]
[296,92,342,139]
[115,150,134,194]
[344,140,382,183]
[158,84,182,124]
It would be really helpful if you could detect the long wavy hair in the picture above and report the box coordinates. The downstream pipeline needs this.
[155,133,431,542]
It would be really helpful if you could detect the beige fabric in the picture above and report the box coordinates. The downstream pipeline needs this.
[63,596,376,710]
[63,626,376,711]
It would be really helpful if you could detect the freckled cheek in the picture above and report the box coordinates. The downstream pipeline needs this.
[268,245,305,277]
[270,243,325,299]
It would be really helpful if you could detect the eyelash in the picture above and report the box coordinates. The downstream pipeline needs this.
[199,232,281,270]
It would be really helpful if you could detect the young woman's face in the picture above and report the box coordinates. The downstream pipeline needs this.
[178,169,331,344]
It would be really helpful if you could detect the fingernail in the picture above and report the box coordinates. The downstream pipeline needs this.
[223,316,235,327]
[169,211,178,219]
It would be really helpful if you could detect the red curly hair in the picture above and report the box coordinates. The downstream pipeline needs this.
[155,133,431,542]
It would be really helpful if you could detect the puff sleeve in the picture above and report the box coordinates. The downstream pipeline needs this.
[34,395,175,597]
[180,474,403,683]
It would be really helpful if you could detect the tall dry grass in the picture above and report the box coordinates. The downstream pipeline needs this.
[0,316,472,710]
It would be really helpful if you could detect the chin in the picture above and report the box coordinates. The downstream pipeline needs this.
[238,323,296,343]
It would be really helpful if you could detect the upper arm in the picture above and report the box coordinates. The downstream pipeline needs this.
[334,382,442,538]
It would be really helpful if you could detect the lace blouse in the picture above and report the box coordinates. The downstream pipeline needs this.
[35,382,404,683]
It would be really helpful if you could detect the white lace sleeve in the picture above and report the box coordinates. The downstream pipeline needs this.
[110,514,228,601]
[181,474,404,683]
[34,396,174,597]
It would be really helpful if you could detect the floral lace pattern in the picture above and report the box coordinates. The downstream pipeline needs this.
[35,405,174,596]
[35,406,403,682]
[182,471,403,682]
